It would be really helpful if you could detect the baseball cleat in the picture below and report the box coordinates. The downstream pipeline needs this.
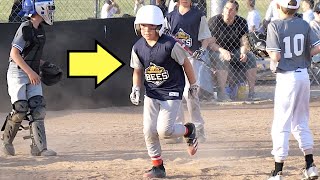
[143,164,166,178]
[302,164,319,180]
[184,123,198,156]
[40,149,57,156]
[268,170,283,180]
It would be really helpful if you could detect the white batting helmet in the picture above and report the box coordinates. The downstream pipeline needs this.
[134,5,165,36]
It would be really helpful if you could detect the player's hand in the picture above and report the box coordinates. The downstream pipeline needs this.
[219,49,232,61]
[193,47,206,60]
[27,70,41,85]
[240,53,247,62]
[188,83,199,99]
[130,86,140,105]
[270,60,278,73]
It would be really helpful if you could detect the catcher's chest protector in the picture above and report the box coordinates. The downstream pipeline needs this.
[21,21,46,74]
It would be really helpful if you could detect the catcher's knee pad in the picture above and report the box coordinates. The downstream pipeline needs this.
[1,100,28,147]
[28,95,46,120]
[11,100,29,123]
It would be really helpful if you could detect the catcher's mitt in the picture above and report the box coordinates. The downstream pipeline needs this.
[40,61,63,86]
[247,31,269,58]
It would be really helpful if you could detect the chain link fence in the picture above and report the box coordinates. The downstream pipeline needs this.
[1,0,320,103]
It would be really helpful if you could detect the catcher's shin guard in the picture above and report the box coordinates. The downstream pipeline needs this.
[29,120,56,156]
[1,114,22,156]
[28,96,56,156]
[1,100,28,155]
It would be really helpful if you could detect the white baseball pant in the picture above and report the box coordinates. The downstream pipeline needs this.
[271,68,314,161]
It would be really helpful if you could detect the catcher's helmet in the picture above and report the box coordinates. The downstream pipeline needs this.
[20,0,55,25]
[247,31,269,58]
[134,5,165,36]
[40,61,63,86]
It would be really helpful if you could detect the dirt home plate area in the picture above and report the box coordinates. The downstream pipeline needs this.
[0,101,319,180]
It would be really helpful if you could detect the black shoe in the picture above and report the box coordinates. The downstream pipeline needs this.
[143,164,166,178]
[184,123,198,156]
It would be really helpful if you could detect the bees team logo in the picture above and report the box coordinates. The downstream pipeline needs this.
[175,28,192,47]
[145,63,169,86]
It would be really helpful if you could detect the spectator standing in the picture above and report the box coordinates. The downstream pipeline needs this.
[134,0,145,14]
[302,0,315,23]
[101,0,120,18]
[246,0,261,32]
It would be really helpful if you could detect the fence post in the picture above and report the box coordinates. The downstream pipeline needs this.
[95,0,99,18]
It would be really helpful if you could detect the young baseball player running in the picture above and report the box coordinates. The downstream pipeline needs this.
[163,0,212,143]
[1,0,56,156]
[266,0,320,179]
[130,5,199,178]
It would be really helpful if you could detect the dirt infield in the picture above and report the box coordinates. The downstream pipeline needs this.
[0,101,320,180]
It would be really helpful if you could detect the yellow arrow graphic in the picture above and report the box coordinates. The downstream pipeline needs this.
[68,40,124,88]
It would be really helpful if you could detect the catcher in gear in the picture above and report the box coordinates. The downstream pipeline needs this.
[2,0,57,157]
[246,31,269,58]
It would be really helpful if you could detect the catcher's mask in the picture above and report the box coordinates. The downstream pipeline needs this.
[20,0,55,25]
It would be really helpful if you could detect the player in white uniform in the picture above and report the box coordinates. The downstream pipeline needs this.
[130,5,199,178]
[266,0,320,179]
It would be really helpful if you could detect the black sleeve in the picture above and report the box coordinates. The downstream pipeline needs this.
[208,16,218,37]
[241,18,249,36]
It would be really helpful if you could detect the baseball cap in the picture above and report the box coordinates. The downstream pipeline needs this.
[276,0,300,9]
[314,2,320,13]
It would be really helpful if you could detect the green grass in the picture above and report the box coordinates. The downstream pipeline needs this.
[0,0,271,23]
